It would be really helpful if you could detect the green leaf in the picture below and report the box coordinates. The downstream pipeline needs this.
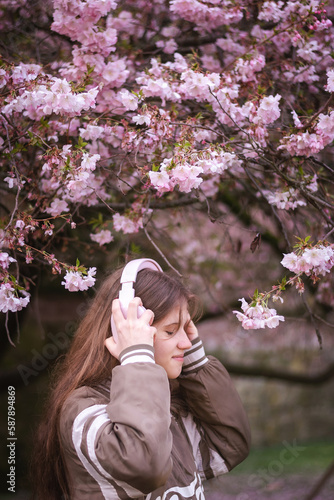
[130,242,141,255]
[39,117,50,129]
[280,276,287,291]
[76,136,88,149]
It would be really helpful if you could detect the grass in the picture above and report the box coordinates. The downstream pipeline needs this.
[232,440,334,475]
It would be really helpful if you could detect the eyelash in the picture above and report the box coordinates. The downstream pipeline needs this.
[166,331,175,336]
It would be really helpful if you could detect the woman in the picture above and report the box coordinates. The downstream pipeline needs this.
[31,261,251,499]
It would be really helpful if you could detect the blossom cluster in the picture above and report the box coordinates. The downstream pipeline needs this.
[90,230,114,246]
[3,71,99,119]
[149,149,242,194]
[112,205,153,234]
[170,0,243,29]
[262,175,319,210]
[1,0,334,334]
[40,145,104,212]
[0,251,30,313]
[0,252,16,270]
[61,267,97,292]
[0,283,30,313]
[281,245,334,278]
[52,0,118,56]
[233,298,285,330]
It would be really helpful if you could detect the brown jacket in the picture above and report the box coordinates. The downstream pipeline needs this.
[60,338,251,499]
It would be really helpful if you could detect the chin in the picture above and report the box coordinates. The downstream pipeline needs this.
[166,368,182,379]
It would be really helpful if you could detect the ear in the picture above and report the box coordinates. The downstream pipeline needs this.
[104,336,117,357]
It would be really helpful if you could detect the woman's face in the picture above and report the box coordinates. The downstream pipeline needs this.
[153,302,192,379]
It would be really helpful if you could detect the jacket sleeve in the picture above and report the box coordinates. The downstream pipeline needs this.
[60,344,173,497]
[178,337,251,477]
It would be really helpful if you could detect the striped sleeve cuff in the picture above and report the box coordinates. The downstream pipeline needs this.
[119,344,155,366]
[182,337,209,374]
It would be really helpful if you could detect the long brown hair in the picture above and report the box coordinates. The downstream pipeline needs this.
[31,264,200,500]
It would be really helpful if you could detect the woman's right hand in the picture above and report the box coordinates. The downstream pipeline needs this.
[104,297,156,360]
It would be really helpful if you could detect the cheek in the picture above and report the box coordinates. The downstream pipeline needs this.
[153,338,163,359]
[153,338,170,363]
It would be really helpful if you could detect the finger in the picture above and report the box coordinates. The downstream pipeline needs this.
[186,320,199,340]
[151,326,157,344]
[141,307,155,325]
[126,297,143,318]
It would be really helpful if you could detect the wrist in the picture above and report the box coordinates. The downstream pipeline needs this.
[119,344,155,366]
[182,337,208,374]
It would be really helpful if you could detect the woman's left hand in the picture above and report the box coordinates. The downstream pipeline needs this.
[185,320,199,342]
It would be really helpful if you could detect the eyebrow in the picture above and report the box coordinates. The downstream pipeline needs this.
[164,317,191,329]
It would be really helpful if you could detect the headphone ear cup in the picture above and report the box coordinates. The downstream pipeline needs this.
[111,258,162,344]
[110,314,118,343]
[137,304,147,317]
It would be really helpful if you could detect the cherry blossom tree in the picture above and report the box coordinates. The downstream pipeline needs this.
[1,0,334,345]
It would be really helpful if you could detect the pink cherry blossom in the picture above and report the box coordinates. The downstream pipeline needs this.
[132,114,151,126]
[234,54,266,83]
[0,252,17,270]
[149,169,174,193]
[172,163,203,193]
[113,213,143,234]
[263,188,307,210]
[291,110,303,128]
[325,68,334,92]
[79,125,104,141]
[281,245,334,277]
[170,0,243,28]
[258,1,284,23]
[0,68,7,88]
[80,152,100,171]
[118,89,139,110]
[251,94,282,125]
[233,297,284,330]
[46,199,70,216]
[2,0,334,338]
[0,283,30,313]
[180,69,220,100]
[11,63,43,84]
[316,111,334,142]
[156,38,178,54]
[4,176,21,189]
[90,230,114,245]
[102,58,129,86]
[279,131,325,157]
[15,220,25,229]
[61,267,96,292]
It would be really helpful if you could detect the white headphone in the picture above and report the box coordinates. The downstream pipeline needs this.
[110,258,163,342]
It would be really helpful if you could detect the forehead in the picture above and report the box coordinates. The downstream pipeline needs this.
[155,301,189,326]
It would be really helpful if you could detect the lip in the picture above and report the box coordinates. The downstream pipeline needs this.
[172,355,184,362]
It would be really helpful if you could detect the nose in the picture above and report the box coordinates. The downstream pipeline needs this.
[177,329,192,350]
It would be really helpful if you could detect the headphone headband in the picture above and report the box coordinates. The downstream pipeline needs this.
[120,258,163,284]
[118,258,163,310]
